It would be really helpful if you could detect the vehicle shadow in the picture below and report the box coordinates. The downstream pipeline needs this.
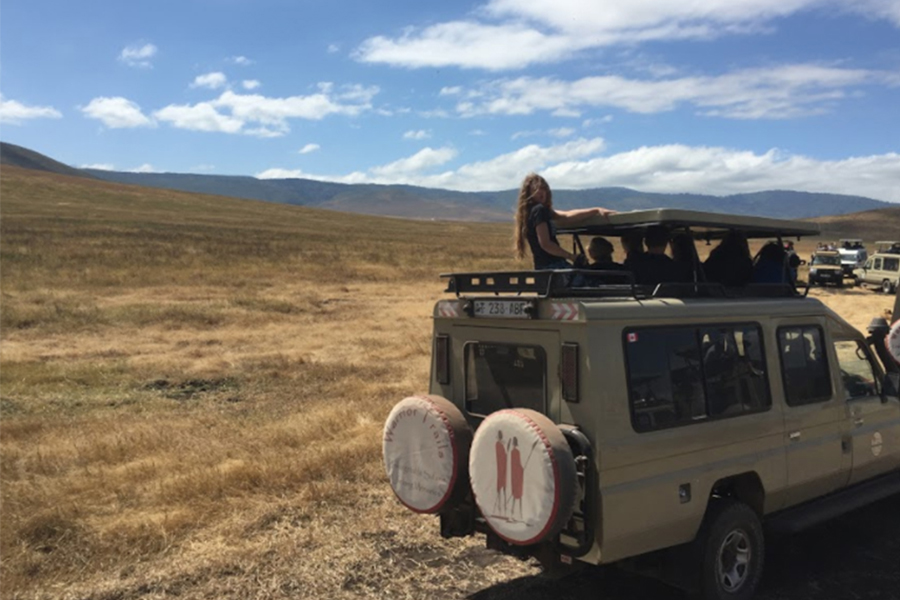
[467,495,900,600]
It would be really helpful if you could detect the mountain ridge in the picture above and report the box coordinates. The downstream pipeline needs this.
[1,141,892,221]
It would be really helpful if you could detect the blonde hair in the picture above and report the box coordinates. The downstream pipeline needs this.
[514,173,553,259]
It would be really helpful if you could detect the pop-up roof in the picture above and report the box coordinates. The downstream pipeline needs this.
[557,208,821,240]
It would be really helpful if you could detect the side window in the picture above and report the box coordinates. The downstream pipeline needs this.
[778,326,832,406]
[874,257,883,270]
[625,325,770,432]
[884,257,899,273]
[625,328,705,431]
[700,326,770,417]
[834,340,879,399]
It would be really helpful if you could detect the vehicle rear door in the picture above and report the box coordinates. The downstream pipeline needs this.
[451,325,561,422]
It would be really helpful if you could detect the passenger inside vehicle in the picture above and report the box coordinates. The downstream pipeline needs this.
[620,230,645,267]
[670,233,700,283]
[587,237,625,270]
[704,230,753,287]
[752,241,797,286]
[630,226,692,287]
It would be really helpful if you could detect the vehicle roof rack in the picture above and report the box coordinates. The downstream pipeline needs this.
[442,270,805,300]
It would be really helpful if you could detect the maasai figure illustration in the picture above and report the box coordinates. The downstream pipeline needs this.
[510,436,524,520]
[493,430,508,516]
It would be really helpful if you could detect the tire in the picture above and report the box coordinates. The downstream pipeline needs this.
[694,501,765,600]
[883,280,895,294]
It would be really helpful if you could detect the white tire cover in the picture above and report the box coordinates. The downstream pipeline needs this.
[383,395,471,514]
[887,320,900,365]
[469,409,577,545]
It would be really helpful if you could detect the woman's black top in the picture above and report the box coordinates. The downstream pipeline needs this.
[526,204,561,269]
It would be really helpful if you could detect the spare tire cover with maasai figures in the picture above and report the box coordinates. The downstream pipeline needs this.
[888,319,900,366]
[469,409,577,545]
[383,395,472,514]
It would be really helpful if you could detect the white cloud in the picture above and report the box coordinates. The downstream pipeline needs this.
[119,43,157,68]
[153,102,244,134]
[153,86,378,137]
[191,72,228,90]
[129,163,158,173]
[370,147,458,177]
[242,80,261,90]
[453,64,889,119]
[299,143,321,154]
[0,95,62,124]
[255,139,900,202]
[230,56,253,65]
[512,127,576,140]
[583,116,614,127]
[81,163,115,171]
[355,0,900,70]
[328,44,340,54]
[82,96,155,128]
[356,21,575,70]
[403,129,431,140]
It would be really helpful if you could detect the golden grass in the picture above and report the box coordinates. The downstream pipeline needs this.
[1,166,896,599]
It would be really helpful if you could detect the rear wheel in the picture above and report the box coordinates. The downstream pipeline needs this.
[883,279,895,294]
[694,501,764,600]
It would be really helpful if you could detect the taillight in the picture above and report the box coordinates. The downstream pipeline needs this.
[435,335,450,384]
[561,343,579,402]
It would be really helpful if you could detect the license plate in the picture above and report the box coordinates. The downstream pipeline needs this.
[473,300,532,319]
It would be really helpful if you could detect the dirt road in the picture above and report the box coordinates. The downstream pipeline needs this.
[464,495,900,600]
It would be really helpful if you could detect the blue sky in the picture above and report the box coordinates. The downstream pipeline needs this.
[2,0,899,202]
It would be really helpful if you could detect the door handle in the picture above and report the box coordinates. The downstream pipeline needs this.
[789,431,801,442]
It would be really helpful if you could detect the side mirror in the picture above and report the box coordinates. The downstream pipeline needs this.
[883,372,900,401]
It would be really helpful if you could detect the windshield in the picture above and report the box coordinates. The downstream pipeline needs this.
[812,255,841,266]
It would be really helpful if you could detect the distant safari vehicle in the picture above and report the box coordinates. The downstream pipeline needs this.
[838,238,868,277]
[807,250,844,287]
[874,240,900,255]
[383,209,900,600]
[858,252,900,294]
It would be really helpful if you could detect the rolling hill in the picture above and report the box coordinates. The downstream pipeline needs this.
[1,141,894,221]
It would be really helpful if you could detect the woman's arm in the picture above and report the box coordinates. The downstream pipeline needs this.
[553,206,615,227]
[535,222,575,261]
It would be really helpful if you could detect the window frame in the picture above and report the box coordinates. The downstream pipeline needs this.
[622,322,772,433]
[462,340,548,417]
[776,324,833,407]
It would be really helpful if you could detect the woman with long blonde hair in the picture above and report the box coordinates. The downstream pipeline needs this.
[514,173,615,269]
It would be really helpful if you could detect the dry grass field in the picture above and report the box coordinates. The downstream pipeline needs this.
[2,166,898,600]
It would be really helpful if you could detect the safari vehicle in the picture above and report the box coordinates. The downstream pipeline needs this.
[874,240,900,254]
[838,238,868,277]
[858,251,900,294]
[383,209,900,600]
[807,250,844,287]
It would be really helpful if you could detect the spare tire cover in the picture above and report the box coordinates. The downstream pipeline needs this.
[887,319,900,365]
[469,409,577,545]
[383,395,472,514]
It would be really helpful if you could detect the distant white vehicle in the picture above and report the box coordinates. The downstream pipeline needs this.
[838,238,868,276]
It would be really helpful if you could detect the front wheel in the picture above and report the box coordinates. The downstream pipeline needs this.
[694,501,765,600]
[883,280,895,294]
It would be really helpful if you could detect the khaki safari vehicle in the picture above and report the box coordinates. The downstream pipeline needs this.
[807,250,845,287]
[858,250,900,294]
[383,209,900,600]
